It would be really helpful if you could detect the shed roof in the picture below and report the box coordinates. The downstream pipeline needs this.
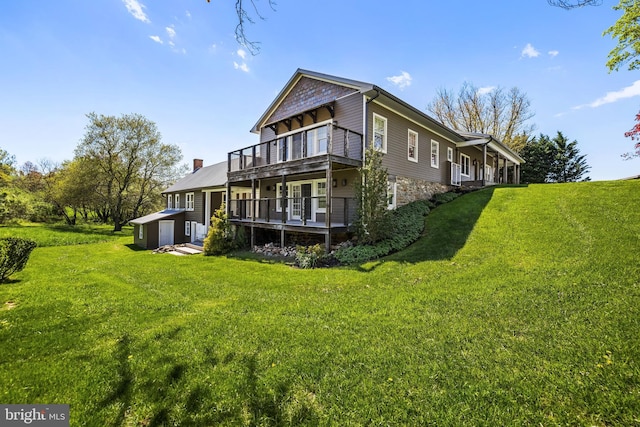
[129,209,184,225]
[163,161,227,194]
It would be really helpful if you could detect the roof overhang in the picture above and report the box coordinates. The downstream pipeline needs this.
[129,209,185,225]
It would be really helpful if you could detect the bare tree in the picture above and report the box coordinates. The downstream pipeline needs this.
[427,83,535,152]
[206,0,277,55]
[547,0,602,8]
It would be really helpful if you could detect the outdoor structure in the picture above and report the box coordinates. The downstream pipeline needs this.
[131,69,524,250]
[131,160,227,249]
[226,69,524,251]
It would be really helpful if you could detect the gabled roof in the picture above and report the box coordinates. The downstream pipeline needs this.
[458,132,525,164]
[163,161,227,194]
[130,209,184,225]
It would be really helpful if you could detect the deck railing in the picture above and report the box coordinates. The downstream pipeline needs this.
[228,196,357,227]
[229,123,363,173]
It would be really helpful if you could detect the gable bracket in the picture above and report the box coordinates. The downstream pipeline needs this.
[293,114,304,127]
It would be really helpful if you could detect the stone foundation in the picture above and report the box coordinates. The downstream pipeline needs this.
[396,176,450,206]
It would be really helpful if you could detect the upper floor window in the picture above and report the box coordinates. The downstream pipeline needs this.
[431,140,439,168]
[447,147,454,162]
[460,153,471,176]
[408,129,418,162]
[277,137,287,163]
[186,193,195,211]
[373,114,387,152]
[167,194,173,209]
[175,194,180,209]
[306,126,328,156]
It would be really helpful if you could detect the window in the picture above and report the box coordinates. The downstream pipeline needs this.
[277,137,287,162]
[373,114,387,152]
[408,130,418,162]
[174,194,180,209]
[138,225,143,239]
[316,181,326,212]
[306,126,328,156]
[387,181,397,209]
[447,147,454,162]
[185,221,191,237]
[290,134,303,160]
[276,183,284,212]
[431,140,439,168]
[460,153,471,177]
[167,194,173,209]
[186,193,195,211]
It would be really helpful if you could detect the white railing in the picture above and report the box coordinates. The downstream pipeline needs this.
[451,162,461,186]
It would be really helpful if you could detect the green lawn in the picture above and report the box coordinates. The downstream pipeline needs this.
[1,181,639,426]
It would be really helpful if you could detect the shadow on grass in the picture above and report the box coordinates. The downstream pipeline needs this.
[97,334,134,427]
[384,187,497,263]
[125,244,146,252]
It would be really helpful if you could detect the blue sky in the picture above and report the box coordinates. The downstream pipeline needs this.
[1,0,639,180]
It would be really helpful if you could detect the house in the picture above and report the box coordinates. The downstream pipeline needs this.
[131,69,523,251]
[226,69,524,251]
[130,159,227,249]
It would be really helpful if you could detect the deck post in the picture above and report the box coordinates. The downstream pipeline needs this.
[325,165,332,253]
[482,144,487,186]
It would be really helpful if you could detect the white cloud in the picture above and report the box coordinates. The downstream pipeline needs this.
[149,35,162,44]
[166,26,176,39]
[521,43,540,58]
[185,10,191,18]
[237,49,247,60]
[548,50,559,57]
[386,71,412,90]
[234,62,249,72]
[123,0,150,23]
[573,80,640,109]
[477,86,496,95]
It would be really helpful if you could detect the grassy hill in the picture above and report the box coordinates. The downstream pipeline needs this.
[1,181,639,426]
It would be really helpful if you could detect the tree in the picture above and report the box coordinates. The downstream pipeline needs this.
[521,132,591,183]
[521,134,556,183]
[355,146,391,245]
[427,82,535,152]
[0,148,15,186]
[206,0,276,55]
[75,113,186,232]
[550,132,591,182]
[547,0,601,8]
[622,112,640,159]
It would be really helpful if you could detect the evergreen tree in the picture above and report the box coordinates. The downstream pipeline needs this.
[521,134,556,183]
[550,132,591,182]
[521,132,591,183]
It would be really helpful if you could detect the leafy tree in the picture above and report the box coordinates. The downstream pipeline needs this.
[427,82,535,151]
[521,132,591,183]
[75,113,186,231]
[355,146,391,245]
[622,111,640,159]
[603,0,640,72]
[203,204,242,255]
[0,148,15,186]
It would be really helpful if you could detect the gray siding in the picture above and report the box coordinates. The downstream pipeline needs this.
[368,102,456,185]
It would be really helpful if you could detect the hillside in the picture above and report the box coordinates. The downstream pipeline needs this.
[1,180,639,426]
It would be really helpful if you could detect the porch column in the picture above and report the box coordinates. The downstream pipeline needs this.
[281,175,286,249]
[204,190,211,229]
[482,144,487,186]
[226,182,231,218]
[516,164,521,184]
[325,164,333,252]
[503,157,508,184]
[251,179,256,248]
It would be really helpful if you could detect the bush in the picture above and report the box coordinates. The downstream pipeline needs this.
[432,191,460,205]
[203,204,239,256]
[0,237,37,282]
[295,244,325,269]
[335,199,433,265]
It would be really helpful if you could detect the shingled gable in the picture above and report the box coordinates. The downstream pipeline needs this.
[251,69,373,134]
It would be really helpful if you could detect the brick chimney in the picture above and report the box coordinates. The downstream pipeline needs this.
[193,159,203,172]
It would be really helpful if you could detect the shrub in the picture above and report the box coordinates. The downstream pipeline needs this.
[295,244,325,269]
[335,199,433,265]
[203,204,238,256]
[0,237,37,282]
[432,191,460,205]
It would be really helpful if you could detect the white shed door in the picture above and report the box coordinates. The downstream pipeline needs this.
[158,220,174,247]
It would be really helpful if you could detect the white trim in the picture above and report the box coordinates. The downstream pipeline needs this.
[276,179,327,221]
[275,119,332,139]
[387,181,397,210]
[186,192,195,211]
[185,221,191,237]
[372,113,387,153]
[408,129,418,163]
[174,194,180,209]
[431,140,439,169]
[460,153,471,177]
[167,194,173,209]
[138,224,143,239]
[447,147,454,162]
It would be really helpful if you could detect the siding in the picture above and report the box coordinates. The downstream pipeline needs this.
[368,102,456,185]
